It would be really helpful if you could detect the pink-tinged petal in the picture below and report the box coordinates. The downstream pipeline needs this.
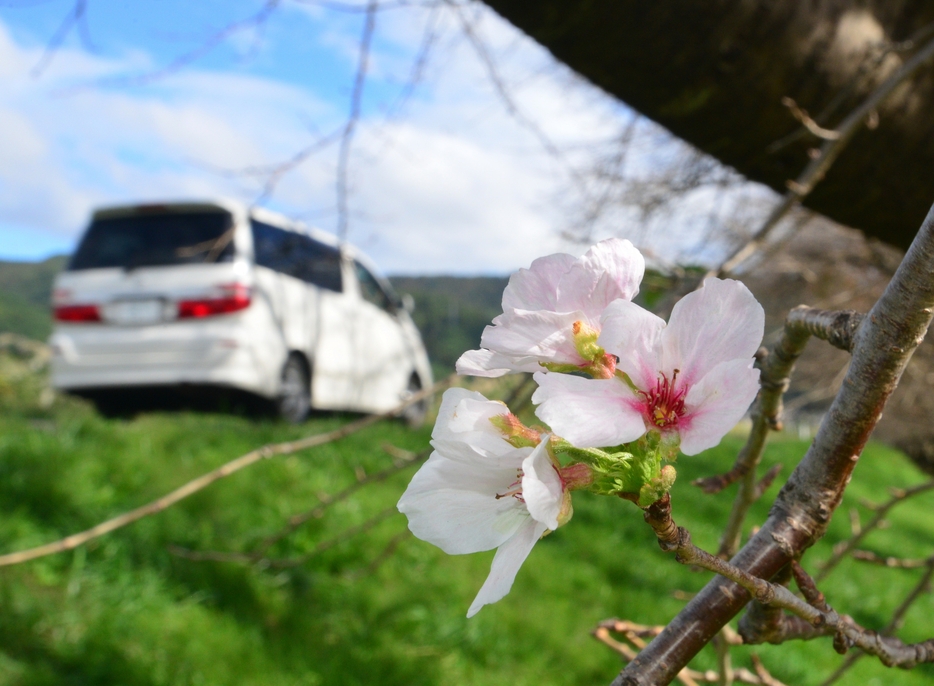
[532,372,646,448]
[660,279,764,387]
[455,348,542,377]
[501,252,576,312]
[479,309,585,367]
[598,300,666,391]
[679,359,761,455]
[556,238,645,315]
[466,518,548,617]
[520,439,563,530]
[398,450,530,555]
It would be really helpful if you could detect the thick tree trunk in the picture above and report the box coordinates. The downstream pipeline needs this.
[483,0,934,251]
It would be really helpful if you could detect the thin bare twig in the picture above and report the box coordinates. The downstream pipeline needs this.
[643,499,934,669]
[29,0,88,79]
[252,444,426,554]
[767,20,934,154]
[78,0,283,91]
[170,504,400,568]
[31,0,89,77]
[594,619,787,686]
[820,556,934,685]
[343,527,413,579]
[593,619,786,686]
[817,480,934,580]
[336,0,378,242]
[778,97,840,140]
[691,307,864,559]
[713,32,934,278]
[849,551,934,569]
[0,376,452,567]
[445,0,589,197]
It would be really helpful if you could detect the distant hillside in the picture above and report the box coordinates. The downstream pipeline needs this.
[389,275,509,376]
[0,256,66,340]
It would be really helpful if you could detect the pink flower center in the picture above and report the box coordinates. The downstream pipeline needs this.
[638,369,687,429]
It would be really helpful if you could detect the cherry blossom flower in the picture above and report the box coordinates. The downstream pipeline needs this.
[532,278,764,455]
[397,388,574,617]
[456,238,645,379]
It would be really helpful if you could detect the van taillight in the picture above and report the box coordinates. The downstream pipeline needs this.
[177,284,252,319]
[53,304,102,322]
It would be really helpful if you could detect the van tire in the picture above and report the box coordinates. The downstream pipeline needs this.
[278,355,310,423]
[400,374,428,429]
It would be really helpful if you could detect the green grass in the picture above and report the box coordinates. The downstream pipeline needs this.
[0,377,933,685]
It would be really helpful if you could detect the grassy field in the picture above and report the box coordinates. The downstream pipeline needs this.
[0,361,933,685]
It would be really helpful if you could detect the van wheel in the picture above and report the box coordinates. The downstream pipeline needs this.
[400,374,428,429]
[278,355,310,423]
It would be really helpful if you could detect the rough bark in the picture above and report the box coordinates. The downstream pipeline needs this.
[483,0,934,251]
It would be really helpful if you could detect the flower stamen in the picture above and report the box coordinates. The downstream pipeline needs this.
[637,369,687,428]
[495,470,525,501]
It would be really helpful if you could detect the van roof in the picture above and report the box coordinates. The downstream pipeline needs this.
[88,199,382,276]
[91,199,342,250]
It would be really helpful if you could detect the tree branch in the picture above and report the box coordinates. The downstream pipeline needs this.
[637,503,934,671]
[820,556,934,685]
[614,199,934,685]
[713,32,934,278]
[693,307,863,558]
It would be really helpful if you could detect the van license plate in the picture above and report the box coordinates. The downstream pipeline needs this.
[104,299,166,325]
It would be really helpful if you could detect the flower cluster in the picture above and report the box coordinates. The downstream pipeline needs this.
[398,238,764,616]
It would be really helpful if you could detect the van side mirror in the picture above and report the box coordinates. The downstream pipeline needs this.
[401,293,415,314]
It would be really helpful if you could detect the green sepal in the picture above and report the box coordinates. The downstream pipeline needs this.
[539,361,588,375]
[551,430,681,503]
[638,465,678,507]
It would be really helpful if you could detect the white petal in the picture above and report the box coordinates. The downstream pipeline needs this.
[556,238,645,316]
[398,450,529,555]
[479,309,585,367]
[455,348,542,377]
[598,300,666,391]
[661,279,764,387]
[520,439,564,530]
[431,388,514,457]
[679,359,761,455]
[432,388,501,439]
[466,518,548,617]
[532,372,646,448]
[501,252,576,312]
[429,436,527,470]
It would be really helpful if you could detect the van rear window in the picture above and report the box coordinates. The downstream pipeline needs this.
[69,212,235,271]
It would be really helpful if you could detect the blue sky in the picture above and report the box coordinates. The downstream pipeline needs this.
[0,1,768,274]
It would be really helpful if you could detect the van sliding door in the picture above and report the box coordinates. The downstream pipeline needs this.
[252,220,356,409]
[350,261,412,413]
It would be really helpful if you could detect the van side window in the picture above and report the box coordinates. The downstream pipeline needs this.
[251,220,343,292]
[355,261,396,313]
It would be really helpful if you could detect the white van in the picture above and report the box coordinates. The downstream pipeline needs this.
[49,200,432,423]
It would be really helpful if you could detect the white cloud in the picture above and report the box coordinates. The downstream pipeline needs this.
[0,4,664,273]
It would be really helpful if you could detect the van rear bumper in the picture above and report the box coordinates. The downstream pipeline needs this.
[50,325,282,398]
